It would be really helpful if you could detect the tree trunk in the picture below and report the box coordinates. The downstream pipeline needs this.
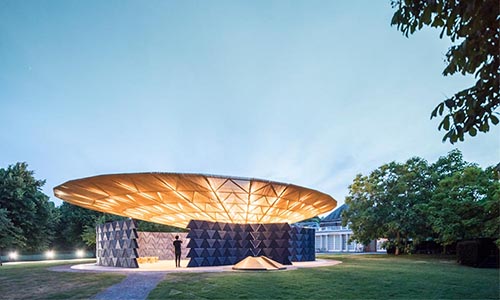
[443,244,447,255]
[395,232,400,256]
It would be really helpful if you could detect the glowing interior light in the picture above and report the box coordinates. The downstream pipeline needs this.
[8,251,18,260]
[75,249,85,258]
[45,250,55,259]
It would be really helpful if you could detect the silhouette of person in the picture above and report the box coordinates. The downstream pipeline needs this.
[173,235,182,268]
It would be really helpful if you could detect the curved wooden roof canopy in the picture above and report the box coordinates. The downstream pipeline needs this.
[53,173,337,228]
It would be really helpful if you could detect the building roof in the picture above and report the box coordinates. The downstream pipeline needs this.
[53,172,337,228]
[321,203,348,223]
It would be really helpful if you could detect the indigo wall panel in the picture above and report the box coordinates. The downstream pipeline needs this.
[289,226,316,262]
[186,220,316,267]
[96,220,139,268]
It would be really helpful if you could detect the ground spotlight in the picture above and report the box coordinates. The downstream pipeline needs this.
[75,249,85,258]
[45,250,55,259]
[8,251,18,260]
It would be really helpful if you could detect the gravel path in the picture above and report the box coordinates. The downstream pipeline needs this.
[92,272,166,300]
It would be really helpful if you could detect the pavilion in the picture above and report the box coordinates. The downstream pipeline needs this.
[54,173,337,268]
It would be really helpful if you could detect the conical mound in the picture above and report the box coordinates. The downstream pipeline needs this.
[232,256,287,271]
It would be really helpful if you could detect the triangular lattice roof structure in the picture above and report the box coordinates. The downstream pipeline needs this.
[54,173,337,228]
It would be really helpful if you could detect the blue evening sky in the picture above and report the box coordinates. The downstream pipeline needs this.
[1,1,498,212]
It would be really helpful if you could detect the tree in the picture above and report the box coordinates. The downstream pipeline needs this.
[344,149,500,254]
[431,148,471,180]
[342,174,381,246]
[343,157,433,255]
[482,167,500,247]
[0,208,26,249]
[80,225,97,248]
[391,0,500,143]
[0,162,57,252]
[80,215,108,248]
[428,165,500,249]
[0,208,26,266]
[54,202,122,250]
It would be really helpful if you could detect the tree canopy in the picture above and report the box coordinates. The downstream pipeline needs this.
[342,157,434,254]
[343,150,500,254]
[0,208,26,260]
[427,165,499,248]
[0,163,58,253]
[391,0,500,143]
[53,202,119,250]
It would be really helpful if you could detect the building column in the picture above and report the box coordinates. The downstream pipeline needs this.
[332,233,336,251]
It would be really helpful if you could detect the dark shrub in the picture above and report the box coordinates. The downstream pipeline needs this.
[457,239,499,268]
[414,241,456,254]
[383,240,406,255]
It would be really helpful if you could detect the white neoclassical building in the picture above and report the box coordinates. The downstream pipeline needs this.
[296,204,386,253]
[314,204,364,252]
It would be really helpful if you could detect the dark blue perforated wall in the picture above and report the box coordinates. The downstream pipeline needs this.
[186,220,315,267]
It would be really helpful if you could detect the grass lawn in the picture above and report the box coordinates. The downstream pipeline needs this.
[0,259,126,300]
[149,254,499,299]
